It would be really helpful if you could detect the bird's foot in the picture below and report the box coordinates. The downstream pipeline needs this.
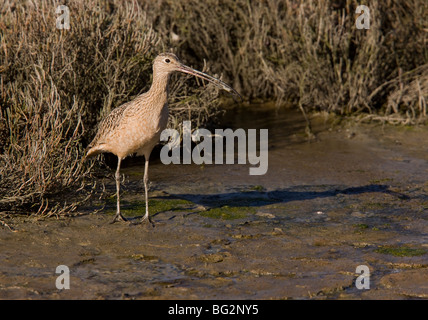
[110,212,128,224]
[136,214,155,228]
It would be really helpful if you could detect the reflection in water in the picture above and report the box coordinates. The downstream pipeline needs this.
[219,104,310,150]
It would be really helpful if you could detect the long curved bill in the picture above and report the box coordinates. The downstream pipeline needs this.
[178,64,242,101]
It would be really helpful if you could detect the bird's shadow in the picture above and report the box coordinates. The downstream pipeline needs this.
[155,184,409,212]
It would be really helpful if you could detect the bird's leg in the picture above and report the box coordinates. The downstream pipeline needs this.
[110,157,127,224]
[140,157,154,226]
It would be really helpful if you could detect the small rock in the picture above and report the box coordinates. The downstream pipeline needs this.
[272,227,283,235]
[256,212,275,219]
[200,253,227,263]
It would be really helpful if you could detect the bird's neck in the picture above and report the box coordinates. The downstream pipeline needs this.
[147,72,170,103]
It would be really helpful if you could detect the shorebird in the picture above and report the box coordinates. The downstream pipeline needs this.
[86,53,240,225]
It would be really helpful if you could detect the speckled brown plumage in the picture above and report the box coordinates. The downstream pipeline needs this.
[86,53,240,224]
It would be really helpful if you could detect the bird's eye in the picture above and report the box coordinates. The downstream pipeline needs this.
[165,58,170,63]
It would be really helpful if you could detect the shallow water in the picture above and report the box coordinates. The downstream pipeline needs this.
[1,105,428,299]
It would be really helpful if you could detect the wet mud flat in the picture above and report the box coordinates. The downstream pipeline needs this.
[1,107,428,299]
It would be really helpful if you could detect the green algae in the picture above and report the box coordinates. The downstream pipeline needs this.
[375,246,427,257]
[200,205,256,220]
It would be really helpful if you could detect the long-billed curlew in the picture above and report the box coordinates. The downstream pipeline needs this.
[86,53,240,225]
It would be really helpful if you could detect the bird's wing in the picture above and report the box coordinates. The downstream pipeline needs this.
[88,101,131,148]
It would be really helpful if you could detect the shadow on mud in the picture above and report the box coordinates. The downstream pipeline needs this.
[161,184,409,210]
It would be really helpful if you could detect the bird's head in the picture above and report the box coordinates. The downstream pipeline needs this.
[153,53,242,100]
[153,53,183,75]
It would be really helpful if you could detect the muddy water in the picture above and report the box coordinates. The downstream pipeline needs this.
[1,105,428,299]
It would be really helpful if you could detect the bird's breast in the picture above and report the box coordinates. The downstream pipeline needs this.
[156,103,169,133]
[123,103,169,152]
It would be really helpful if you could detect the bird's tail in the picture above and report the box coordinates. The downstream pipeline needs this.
[85,144,103,159]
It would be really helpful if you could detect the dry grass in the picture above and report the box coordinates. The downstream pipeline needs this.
[0,0,427,217]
